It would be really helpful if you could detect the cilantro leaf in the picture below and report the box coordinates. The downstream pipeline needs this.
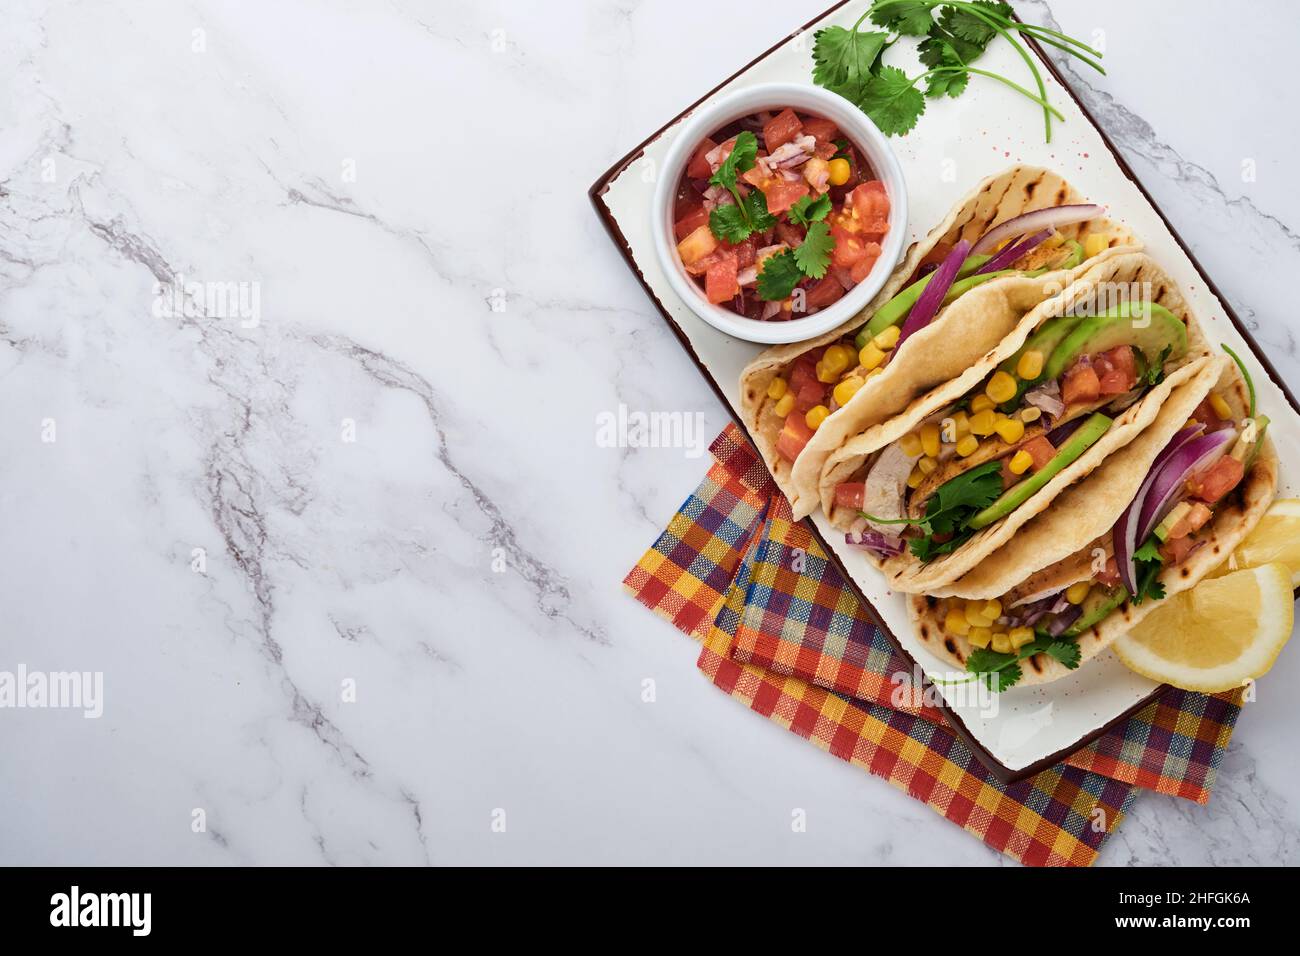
[1045,640,1082,670]
[965,648,1022,691]
[917,36,971,98]
[869,0,934,36]
[787,193,832,228]
[906,460,1002,562]
[756,250,804,302]
[859,66,926,136]
[1143,345,1172,386]
[741,189,776,232]
[939,2,1011,47]
[794,222,834,280]
[1132,536,1167,605]
[812,26,890,105]
[708,131,758,192]
[708,203,751,244]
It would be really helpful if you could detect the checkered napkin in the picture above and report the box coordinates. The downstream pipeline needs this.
[624,423,1245,866]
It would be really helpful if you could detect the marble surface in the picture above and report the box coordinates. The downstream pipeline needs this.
[0,0,1296,866]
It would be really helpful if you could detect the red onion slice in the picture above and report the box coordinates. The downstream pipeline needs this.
[845,531,905,557]
[1134,427,1237,544]
[971,204,1105,255]
[975,229,1053,275]
[897,239,970,347]
[1112,424,1206,593]
[1047,603,1083,637]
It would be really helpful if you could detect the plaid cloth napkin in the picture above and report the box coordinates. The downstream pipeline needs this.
[625,423,1245,866]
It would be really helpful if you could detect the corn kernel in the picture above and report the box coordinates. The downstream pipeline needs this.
[1008,449,1033,475]
[965,601,994,628]
[1042,231,1065,250]
[983,599,1003,619]
[859,342,886,371]
[805,405,831,430]
[944,608,971,637]
[1009,626,1035,650]
[1019,405,1042,424]
[920,423,941,458]
[995,416,1026,444]
[873,325,901,351]
[774,393,795,417]
[970,394,994,415]
[833,376,865,407]
[968,627,993,649]
[868,367,884,379]
[1065,581,1091,605]
[985,370,1017,404]
[991,632,1013,654]
[918,456,938,475]
[899,432,923,458]
[827,157,851,187]
[956,434,979,457]
[1210,392,1232,421]
[907,466,925,489]
[767,377,788,401]
[951,410,970,438]
[1083,232,1109,259]
[823,344,854,375]
[1016,349,1044,380]
[969,409,997,437]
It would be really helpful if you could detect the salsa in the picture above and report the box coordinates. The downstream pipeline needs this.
[673,108,890,320]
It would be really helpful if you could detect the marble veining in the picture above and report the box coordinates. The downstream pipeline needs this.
[0,0,1295,865]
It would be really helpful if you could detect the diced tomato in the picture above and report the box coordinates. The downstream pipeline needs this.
[674,204,709,241]
[805,274,846,310]
[1166,501,1213,540]
[1095,557,1122,588]
[1159,534,1199,566]
[677,224,718,269]
[686,137,718,180]
[1061,363,1102,404]
[727,237,757,269]
[793,381,825,413]
[834,482,866,510]
[1191,397,1226,430]
[788,355,817,391]
[705,252,740,304]
[830,225,868,269]
[850,181,890,232]
[1094,346,1137,397]
[1190,456,1244,504]
[1020,436,1057,471]
[763,108,804,153]
[776,412,814,462]
[800,116,840,145]
[849,242,882,283]
[776,221,805,249]
[760,178,809,216]
[999,458,1019,489]
[674,180,702,218]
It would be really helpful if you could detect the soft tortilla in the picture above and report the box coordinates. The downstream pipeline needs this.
[739,165,1138,518]
[818,251,1215,591]
[907,358,1278,686]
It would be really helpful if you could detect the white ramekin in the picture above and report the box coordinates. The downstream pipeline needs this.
[652,82,909,345]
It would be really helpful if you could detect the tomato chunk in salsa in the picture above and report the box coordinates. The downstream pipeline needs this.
[674,108,890,320]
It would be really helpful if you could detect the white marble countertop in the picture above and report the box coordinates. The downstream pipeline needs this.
[1,0,1296,866]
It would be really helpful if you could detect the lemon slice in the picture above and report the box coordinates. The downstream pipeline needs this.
[1114,562,1295,692]
[1225,498,1300,586]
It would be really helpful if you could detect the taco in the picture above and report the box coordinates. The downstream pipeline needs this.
[905,351,1277,690]
[820,252,1215,592]
[740,165,1138,518]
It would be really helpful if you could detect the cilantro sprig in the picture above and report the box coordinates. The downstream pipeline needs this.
[862,459,1002,561]
[1131,536,1167,604]
[812,1,1105,141]
[964,635,1081,692]
[705,131,776,243]
[787,193,832,228]
[754,196,836,301]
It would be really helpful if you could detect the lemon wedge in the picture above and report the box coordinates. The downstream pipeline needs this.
[1114,562,1295,692]
[1223,498,1300,586]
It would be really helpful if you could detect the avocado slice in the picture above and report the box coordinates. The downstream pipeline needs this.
[967,412,1113,530]
[858,254,992,343]
[1054,239,1084,270]
[1060,587,1128,638]
[1042,301,1187,383]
